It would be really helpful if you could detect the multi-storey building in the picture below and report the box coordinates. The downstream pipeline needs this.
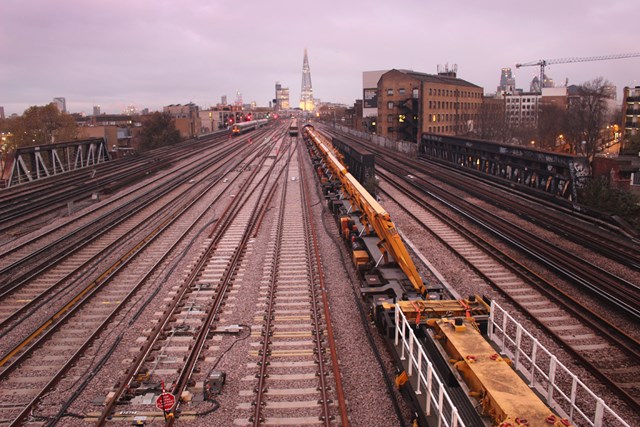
[497,68,516,94]
[362,70,389,121]
[504,92,541,127]
[164,103,201,139]
[377,68,483,141]
[275,82,290,110]
[496,87,567,130]
[299,49,314,111]
[623,86,640,137]
[53,97,67,113]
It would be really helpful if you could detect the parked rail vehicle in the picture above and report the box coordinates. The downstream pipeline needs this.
[289,119,299,137]
[331,136,376,195]
[303,124,580,427]
[230,119,268,135]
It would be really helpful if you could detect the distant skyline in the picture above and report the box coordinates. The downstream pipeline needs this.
[1,0,639,116]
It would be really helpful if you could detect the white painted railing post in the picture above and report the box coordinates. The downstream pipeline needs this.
[395,307,399,346]
[426,364,432,416]
[594,398,604,427]
[416,353,422,395]
[547,355,557,404]
[408,333,414,376]
[530,340,538,388]
[451,407,459,427]
[501,312,508,348]
[487,301,495,341]
[569,376,577,422]
[400,311,406,361]
[514,324,522,370]
[437,388,444,427]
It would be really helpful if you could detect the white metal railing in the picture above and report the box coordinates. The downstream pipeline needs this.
[488,300,631,427]
[394,305,466,427]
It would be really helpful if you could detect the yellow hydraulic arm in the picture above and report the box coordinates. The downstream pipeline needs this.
[304,125,426,295]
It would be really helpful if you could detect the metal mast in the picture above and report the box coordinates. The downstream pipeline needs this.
[299,48,314,111]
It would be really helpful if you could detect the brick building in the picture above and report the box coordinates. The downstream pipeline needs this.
[164,103,201,139]
[377,69,483,142]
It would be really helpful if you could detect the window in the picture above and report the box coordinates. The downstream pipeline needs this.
[429,88,433,95]
[387,126,394,133]
[387,101,394,108]
[413,88,419,98]
[399,88,405,95]
[387,114,394,123]
[387,88,393,96]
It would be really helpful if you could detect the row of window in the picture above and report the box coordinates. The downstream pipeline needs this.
[385,100,480,110]
[428,87,480,98]
[507,98,539,103]
[387,87,481,99]
[386,88,420,98]
[508,105,537,110]
[428,113,479,122]
[427,125,460,133]
[387,88,406,95]
[508,116,537,122]
[427,100,481,110]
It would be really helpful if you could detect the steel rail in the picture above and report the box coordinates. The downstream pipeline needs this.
[299,145,349,425]
[92,135,281,426]
[377,167,640,414]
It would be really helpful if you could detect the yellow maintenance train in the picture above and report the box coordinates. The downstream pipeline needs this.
[302,124,588,427]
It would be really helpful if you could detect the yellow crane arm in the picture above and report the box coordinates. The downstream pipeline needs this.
[305,126,426,295]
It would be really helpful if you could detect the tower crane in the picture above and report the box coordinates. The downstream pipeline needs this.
[515,52,640,91]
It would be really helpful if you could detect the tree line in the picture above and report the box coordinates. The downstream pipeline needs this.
[0,105,180,153]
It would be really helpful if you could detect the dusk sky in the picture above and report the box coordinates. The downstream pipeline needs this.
[2,0,639,116]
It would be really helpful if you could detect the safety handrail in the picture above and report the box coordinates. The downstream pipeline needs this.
[488,300,630,427]
[394,304,466,427]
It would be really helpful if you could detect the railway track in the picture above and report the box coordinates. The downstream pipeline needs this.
[0,131,277,426]
[377,161,640,416]
[314,126,640,416]
[0,137,266,338]
[78,131,349,425]
[244,140,347,426]
[324,126,640,270]
[0,132,228,238]
[0,133,262,291]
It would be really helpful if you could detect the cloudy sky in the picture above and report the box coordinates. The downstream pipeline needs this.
[1,0,639,116]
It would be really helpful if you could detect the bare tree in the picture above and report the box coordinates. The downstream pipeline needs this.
[538,102,567,150]
[566,77,613,169]
[477,97,506,142]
